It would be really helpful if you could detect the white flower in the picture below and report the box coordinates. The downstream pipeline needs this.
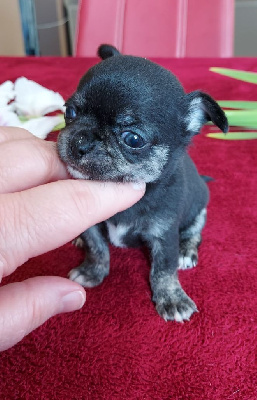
[0,109,21,126]
[0,81,15,107]
[0,109,64,140]
[0,78,65,139]
[21,115,64,139]
[14,77,65,117]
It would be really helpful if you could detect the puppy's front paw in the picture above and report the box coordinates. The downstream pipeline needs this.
[154,289,198,322]
[178,252,198,270]
[72,237,84,248]
[69,263,108,288]
[178,241,198,270]
[178,231,203,270]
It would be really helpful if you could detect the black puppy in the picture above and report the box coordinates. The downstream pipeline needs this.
[57,45,228,322]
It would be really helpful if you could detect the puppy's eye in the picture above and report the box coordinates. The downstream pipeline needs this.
[121,132,145,149]
[65,106,77,121]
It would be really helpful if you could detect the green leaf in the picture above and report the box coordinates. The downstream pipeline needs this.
[52,121,65,131]
[52,114,65,131]
[18,115,29,122]
[225,109,257,128]
[207,131,257,140]
[210,67,257,84]
[207,109,257,129]
[217,100,257,110]
[18,113,65,131]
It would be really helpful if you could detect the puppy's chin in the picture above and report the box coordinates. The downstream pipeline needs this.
[67,165,90,180]
[66,163,135,183]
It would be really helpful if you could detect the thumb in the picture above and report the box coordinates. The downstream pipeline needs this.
[0,276,86,351]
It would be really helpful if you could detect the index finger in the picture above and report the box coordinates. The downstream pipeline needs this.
[0,127,32,144]
[0,180,145,278]
[0,136,70,194]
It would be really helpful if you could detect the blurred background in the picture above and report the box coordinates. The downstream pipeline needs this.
[0,0,256,57]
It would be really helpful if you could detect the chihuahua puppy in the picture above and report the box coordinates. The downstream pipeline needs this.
[57,44,228,322]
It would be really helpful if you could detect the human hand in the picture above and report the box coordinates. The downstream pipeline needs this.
[0,127,145,351]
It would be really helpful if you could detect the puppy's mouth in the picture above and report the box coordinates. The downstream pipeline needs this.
[67,165,90,180]
[65,159,136,183]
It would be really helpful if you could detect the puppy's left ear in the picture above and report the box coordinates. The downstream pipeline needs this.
[97,44,121,60]
[185,91,228,134]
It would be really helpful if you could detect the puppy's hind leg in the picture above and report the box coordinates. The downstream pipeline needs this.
[178,208,207,270]
[69,224,110,287]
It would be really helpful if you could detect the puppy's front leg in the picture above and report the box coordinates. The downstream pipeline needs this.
[69,224,110,287]
[149,231,197,322]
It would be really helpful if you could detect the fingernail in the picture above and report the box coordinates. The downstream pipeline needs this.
[61,290,86,313]
[131,182,146,191]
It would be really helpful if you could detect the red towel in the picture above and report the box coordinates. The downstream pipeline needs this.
[0,57,257,400]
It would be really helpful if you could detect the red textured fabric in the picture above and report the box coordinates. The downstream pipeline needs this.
[0,57,257,400]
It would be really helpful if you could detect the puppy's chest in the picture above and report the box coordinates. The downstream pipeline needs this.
[106,221,141,248]
[105,216,170,248]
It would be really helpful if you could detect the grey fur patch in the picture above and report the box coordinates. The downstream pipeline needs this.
[186,97,204,133]
[135,145,169,183]
[106,221,129,248]
[99,143,169,183]
[149,216,173,239]
[178,208,206,270]
[180,208,207,241]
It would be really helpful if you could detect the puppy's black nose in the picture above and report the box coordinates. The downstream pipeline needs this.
[71,141,93,159]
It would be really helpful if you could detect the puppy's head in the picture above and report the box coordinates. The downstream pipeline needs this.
[57,45,228,183]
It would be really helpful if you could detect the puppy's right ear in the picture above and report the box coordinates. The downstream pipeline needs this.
[97,44,121,60]
[185,91,228,135]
